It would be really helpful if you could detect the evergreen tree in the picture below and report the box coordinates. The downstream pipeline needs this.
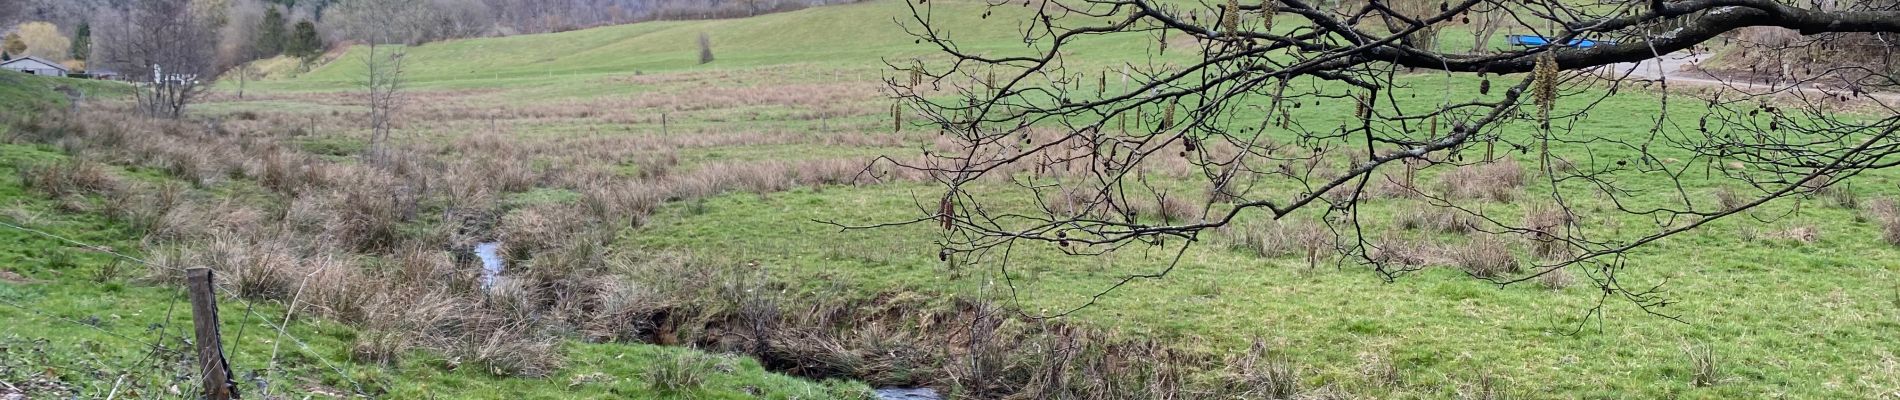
[71,23,90,61]
[257,7,287,56]
[286,20,323,61]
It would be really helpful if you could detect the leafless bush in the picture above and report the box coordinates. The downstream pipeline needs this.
[1450,237,1518,278]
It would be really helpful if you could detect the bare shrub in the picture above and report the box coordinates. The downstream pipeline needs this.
[1440,159,1524,201]
[1450,237,1518,278]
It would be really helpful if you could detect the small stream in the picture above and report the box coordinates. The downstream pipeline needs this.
[475,242,504,290]
[873,388,940,400]
[471,242,937,399]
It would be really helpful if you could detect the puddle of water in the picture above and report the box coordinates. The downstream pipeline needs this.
[475,242,504,290]
[873,388,939,400]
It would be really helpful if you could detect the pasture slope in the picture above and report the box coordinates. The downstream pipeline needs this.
[4,0,1898,398]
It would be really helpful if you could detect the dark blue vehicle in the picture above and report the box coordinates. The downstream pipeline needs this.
[1506,34,1618,48]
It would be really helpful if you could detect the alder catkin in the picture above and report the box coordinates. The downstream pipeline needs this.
[1222,0,1240,37]
[1161,102,1176,130]
[1533,52,1559,116]
[910,60,923,87]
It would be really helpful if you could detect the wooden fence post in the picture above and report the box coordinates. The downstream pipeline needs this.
[186,267,239,400]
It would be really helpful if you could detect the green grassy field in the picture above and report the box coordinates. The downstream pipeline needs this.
[8,0,1900,398]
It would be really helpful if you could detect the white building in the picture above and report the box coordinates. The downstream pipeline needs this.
[0,56,71,77]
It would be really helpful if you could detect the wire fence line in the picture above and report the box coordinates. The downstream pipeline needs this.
[0,216,365,399]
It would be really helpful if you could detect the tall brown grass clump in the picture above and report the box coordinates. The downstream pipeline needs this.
[1393,203,1476,234]
[1150,194,1203,224]
[1450,236,1518,278]
[1222,219,1333,266]
[1440,159,1524,201]
[1522,203,1574,260]
[19,158,118,198]
[1367,236,1436,267]
[1863,198,1900,245]
[1223,339,1301,398]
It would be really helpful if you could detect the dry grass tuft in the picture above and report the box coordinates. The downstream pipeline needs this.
[647,352,713,392]
[1522,203,1574,260]
[1224,339,1301,399]
[1536,268,1575,290]
[1367,236,1437,267]
[1440,159,1524,201]
[1222,219,1333,264]
[1685,344,1720,387]
[1450,236,1518,278]
[1394,203,1476,234]
[1151,194,1203,224]
[19,158,118,198]
[1714,187,1749,211]
[1862,198,1900,246]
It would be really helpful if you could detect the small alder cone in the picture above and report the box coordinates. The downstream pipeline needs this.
[1533,52,1559,115]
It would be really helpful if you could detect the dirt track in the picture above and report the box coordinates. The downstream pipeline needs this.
[1604,50,1900,104]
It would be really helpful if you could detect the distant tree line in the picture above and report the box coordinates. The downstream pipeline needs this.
[0,0,863,83]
